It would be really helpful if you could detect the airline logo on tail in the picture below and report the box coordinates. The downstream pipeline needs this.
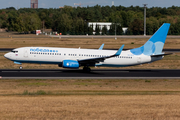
[130,23,170,56]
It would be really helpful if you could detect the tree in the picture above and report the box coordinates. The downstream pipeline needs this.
[128,19,144,35]
[109,24,115,35]
[116,24,123,35]
[14,13,41,32]
[74,18,84,35]
[95,24,100,35]
[6,7,16,10]
[2,5,180,35]
[146,22,153,35]
[85,9,94,22]
[101,6,112,21]
[101,25,107,35]
[7,10,18,31]
[84,22,88,35]
[88,24,93,35]
[170,21,180,35]
[0,10,8,28]
[94,5,102,22]
[69,24,76,35]
[56,14,72,35]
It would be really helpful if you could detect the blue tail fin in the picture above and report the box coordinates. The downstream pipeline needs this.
[130,23,170,56]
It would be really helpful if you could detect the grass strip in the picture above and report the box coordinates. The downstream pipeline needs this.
[5,90,180,96]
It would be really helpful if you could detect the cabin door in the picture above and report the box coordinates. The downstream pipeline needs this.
[137,57,141,63]
[24,48,28,58]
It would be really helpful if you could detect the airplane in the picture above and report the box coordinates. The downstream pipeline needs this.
[4,23,171,71]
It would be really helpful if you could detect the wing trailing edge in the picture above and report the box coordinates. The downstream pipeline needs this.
[78,45,124,66]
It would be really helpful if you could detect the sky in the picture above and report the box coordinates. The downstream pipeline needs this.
[0,0,180,9]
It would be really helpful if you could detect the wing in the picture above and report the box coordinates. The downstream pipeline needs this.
[78,45,124,66]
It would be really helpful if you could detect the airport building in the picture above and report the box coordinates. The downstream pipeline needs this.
[88,22,112,31]
[87,22,128,34]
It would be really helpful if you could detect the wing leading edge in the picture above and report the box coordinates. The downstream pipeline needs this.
[78,45,124,66]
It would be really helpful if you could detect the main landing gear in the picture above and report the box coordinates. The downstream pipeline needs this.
[83,66,91,72]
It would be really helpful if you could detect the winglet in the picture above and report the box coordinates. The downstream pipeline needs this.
[99,43,104,50]
[115,44,124,56]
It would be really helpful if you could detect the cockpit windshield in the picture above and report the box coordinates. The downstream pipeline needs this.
[11,50,18,53]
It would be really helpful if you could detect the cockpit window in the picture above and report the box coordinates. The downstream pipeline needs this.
[11,50,18,53]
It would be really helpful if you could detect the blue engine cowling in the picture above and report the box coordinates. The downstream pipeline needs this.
[62,60,79,68]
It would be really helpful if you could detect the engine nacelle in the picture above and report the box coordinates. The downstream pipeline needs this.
[62,60,79,68]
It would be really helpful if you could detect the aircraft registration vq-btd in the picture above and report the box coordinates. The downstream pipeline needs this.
[4,23,171,71]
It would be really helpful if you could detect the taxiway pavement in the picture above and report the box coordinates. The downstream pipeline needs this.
[0,69,180,79]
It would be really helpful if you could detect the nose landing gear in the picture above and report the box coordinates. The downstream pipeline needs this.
[14,62,22,70]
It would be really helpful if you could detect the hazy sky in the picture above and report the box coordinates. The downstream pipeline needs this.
[0,0,180,9]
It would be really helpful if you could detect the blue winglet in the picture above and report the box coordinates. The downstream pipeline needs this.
[115,44,124,56]
[99,43,104,50]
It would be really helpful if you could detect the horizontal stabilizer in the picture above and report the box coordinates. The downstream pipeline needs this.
[151,53,172,57]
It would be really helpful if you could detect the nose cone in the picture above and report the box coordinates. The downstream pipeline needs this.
[4,53,10,59]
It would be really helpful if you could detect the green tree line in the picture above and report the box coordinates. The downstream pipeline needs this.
[1,5,180,35]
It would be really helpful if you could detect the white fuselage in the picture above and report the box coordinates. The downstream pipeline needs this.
[4,47,163,67]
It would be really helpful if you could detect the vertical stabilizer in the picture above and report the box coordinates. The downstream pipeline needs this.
[130,23,170,56]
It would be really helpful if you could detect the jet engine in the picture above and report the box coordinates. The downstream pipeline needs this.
[62,60,79,68]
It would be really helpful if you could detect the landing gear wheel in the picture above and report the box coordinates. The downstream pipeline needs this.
[19,66,23,70]
[83,66,91,72]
